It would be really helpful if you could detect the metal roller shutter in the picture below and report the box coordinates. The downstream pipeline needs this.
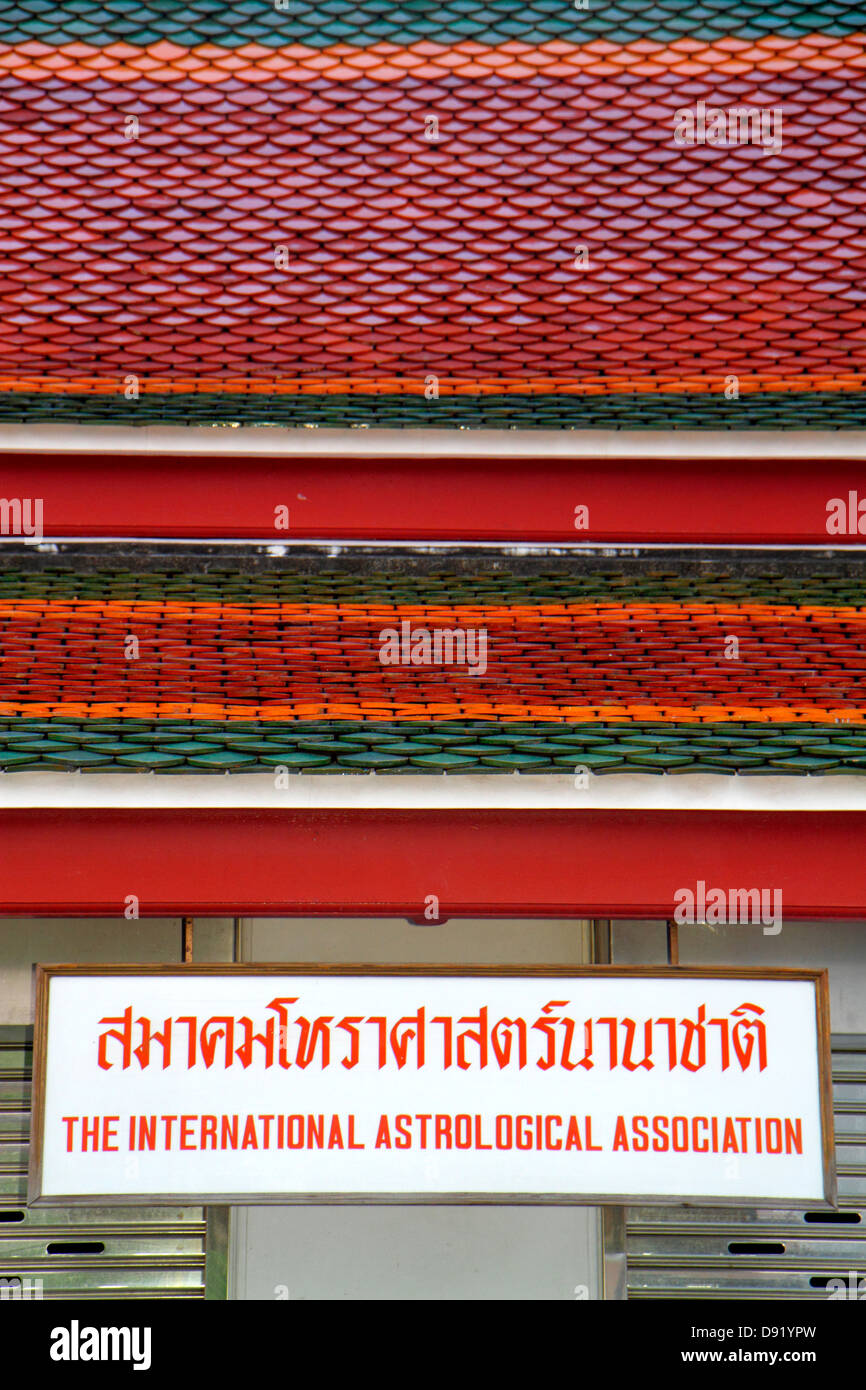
[0,1026,210,1300]
[622,1035,866,1299]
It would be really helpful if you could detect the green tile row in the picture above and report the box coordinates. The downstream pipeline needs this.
[2,719,866,774]
[1,390,864,430]
[2,568,865,607]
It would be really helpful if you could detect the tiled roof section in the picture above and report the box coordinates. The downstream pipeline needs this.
[1,1,861,44]
[2,566,866,770]
[0,2,862,44]
[0,4,863,427]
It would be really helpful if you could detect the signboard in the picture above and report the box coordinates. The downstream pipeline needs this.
[29,965,835,1207]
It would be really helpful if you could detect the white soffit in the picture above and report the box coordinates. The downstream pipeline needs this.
[2,423,866,458]
[0,772,865,811]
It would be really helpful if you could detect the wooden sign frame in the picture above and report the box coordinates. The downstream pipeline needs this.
[28,963,836,1209]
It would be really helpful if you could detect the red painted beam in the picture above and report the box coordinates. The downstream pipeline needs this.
[0,452,864,543]
[0,809,864,918]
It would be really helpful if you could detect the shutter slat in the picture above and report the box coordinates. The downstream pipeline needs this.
[623,1037,866,1298]
[0,1028,208,1299]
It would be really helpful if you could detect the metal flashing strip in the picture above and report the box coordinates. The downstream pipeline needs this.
[4,543,866,569]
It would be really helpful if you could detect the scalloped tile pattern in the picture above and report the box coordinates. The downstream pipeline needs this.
[0,2,862,425]
[1,566,866,770]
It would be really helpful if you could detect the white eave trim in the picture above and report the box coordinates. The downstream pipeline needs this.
[1,423,865,459]
[1,772,865,811]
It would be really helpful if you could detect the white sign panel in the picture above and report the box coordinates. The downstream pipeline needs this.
[29,966,834,1206]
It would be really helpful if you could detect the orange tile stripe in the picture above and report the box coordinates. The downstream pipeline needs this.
[0,37,863,83]
[1,701,864,723]
[2,374,865,397]
[2,600,866,625]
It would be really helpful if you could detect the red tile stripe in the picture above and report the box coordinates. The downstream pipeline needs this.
[0,62,861,393]
[1,599,865,721]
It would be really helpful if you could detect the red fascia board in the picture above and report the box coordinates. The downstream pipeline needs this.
[0,808,864,918]
[0,452,863,543]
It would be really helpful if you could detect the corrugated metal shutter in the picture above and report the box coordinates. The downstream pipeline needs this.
[0,1026,208,1299]
[623,1034,866,1299]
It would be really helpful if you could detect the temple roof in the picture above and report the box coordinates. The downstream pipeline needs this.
[0,1,862,427]
[2,556,866,772]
